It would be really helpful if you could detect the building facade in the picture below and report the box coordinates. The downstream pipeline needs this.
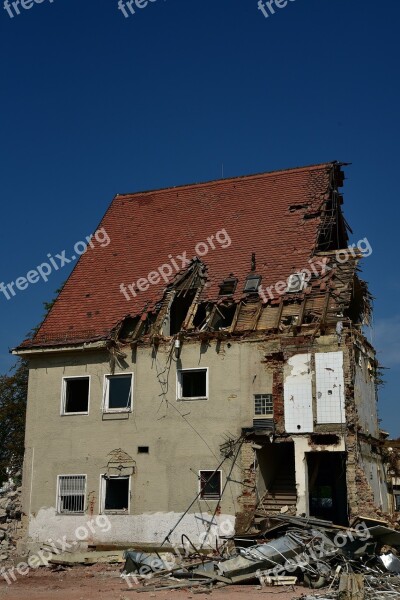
[15,162,389,550]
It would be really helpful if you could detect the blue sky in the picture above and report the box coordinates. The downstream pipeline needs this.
[0,0,399,434]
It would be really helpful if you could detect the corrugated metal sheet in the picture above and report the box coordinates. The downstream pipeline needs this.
[253,418,274,431]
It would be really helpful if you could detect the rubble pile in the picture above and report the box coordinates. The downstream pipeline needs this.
[0,480,23,564]
[121,515,400,597]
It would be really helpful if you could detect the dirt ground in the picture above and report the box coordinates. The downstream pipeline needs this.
[0,565,310,600]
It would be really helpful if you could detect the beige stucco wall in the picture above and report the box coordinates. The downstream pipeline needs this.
[22,338,273,547]
[21,333,388,548]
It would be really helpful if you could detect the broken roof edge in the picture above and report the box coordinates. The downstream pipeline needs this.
[115,160,349,199]
[12,339,109,356]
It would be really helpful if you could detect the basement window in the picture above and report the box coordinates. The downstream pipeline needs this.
[200,470,221,500]
[177,368,208,400]
[102,476,130,512]
[254,394,273,416]
[57,475,86,514]
[104,374,133,413]
[62,377,90,415]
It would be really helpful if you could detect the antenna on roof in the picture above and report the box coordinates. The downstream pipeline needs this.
[221,163,224,178]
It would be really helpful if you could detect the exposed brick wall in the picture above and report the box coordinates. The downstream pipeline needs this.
[236,330,387,529]
[346,433,387,520]
[235,441,257,534]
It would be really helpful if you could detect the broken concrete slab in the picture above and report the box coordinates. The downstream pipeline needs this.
[47,550,125,566]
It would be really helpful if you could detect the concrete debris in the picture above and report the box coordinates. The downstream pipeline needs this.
[121,516,400,595]
[258,575,298,586]
[48,550,125,566]
[0,478,23,566]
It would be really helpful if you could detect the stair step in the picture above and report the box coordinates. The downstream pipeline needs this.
[263,504,296,509]
[262,502,296,507]
[266,490,297,498]
[263,500,296,504]
[257,466,297,515]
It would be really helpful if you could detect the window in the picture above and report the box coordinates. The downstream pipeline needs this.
[57,475,86,514]
[138,446,149,454]
[177,368,208,400]
[104,374,133,412]
[61,377,90,414]
[102,476,130,512]
[394,486,400,512]
[254,394,273,416]
[219,276,238,296]
[200,470,221,500]
[243,274,262,293]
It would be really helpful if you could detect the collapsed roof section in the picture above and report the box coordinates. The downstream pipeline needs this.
[112,250,371,347]
[17,161,370,351]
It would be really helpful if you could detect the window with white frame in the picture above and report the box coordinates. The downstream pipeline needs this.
[254,394,273,416]
[101,475,130,512]
[199,470,221,500]
[177,368,208,400]
[103,374,133,412]
[57,475,86,514]
[394,486,400,512]
[61,377,90,414]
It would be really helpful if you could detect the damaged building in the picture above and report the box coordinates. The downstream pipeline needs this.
[14,161,390,550]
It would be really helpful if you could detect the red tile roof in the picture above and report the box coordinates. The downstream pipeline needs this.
[21,161,345,349]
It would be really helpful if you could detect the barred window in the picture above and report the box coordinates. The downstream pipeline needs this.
[57,475,86,514]
[254,394,273,416]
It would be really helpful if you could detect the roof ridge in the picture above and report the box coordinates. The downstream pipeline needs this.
[116,160,345,199]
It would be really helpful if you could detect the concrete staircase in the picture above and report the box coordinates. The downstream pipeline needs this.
[257,466,297,516]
